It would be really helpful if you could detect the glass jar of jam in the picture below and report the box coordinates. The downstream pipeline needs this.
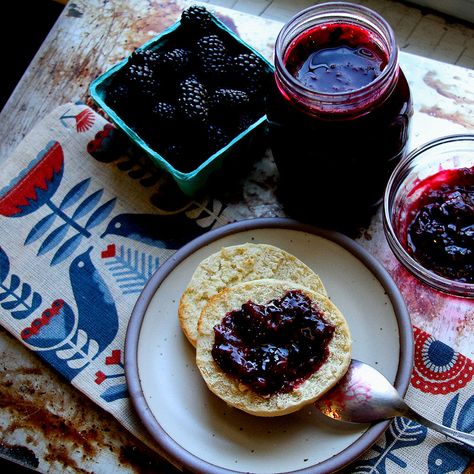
[267,2,413,232]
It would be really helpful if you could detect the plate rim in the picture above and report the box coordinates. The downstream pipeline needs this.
[125,217,414,474]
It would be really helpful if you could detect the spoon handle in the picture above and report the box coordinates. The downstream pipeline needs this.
[400,404,474,448]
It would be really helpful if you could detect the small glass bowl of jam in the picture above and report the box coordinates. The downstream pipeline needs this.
[383,134,474,297]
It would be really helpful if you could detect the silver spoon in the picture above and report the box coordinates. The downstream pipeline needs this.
[315,359,474,448]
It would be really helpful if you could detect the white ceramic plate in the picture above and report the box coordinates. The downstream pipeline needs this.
[126,218,413,474]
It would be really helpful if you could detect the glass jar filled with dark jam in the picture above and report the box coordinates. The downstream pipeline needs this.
[267,2,413,232]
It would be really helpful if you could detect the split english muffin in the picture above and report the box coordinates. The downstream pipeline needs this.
[178,243,327,347]
[196,279,351,417]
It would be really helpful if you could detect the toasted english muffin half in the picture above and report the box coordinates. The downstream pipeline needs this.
[196,279,351,417]
[178,243,327,347]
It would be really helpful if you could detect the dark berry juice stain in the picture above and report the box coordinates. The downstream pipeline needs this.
[0,360,179,473]
[286,24,387,93]
[405,166,474,283]
[211,290,334,395]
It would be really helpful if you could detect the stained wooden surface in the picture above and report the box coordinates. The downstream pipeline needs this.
[0,0,179,162]
[0,0,473,472]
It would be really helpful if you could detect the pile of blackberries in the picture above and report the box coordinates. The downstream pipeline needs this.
[105,5,272,172]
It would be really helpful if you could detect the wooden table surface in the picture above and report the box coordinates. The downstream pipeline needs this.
[0,0,473,472]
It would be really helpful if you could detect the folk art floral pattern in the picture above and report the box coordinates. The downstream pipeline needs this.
[0,103,472,472]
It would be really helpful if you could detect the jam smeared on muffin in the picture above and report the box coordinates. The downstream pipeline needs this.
[211,290,335,395]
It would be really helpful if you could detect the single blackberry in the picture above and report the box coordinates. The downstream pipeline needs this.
[244,79,267,98]
[164,143,186,161]
[207,123,229,153]
[165,142,205,172]
[151,102,177,122]
[156,48,192,76]
[129,48,161,66]
[123,63,160,98]
[181,5,213,32]
[177,77,208,122]
[106,82,131,109]
[236,112,257,133]
[218,112,257,138]
[196,34,228,77]
[230,53,266,84]
[208,88,250,109]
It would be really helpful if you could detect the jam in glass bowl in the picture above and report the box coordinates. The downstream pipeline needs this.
[383,134,474,297]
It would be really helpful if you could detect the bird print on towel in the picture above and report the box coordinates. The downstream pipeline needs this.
[101,212,210,249]
[427,393,474,473]
[428,443,473,473]
[20,246,119,380]
[69,246,119,354]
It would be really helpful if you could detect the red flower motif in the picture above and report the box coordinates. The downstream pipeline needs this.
[101,244,116,259]
[106,349,122,365]
[411,326,474,394]
[21,299,65,339]
[0,141,63,217]
[76,109,95,133]
[95,371,107,384]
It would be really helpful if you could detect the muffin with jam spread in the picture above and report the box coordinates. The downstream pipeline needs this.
[196,279,351,417]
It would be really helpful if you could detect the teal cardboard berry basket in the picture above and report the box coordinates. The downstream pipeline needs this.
[89,14,274,196]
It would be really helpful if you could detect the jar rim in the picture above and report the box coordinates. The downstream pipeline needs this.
[274,1,399,108]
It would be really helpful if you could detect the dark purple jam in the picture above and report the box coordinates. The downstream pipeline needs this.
[405,167,474,283]
[286,24,388,94]
[267,23,412,232]
[211,290,335,396]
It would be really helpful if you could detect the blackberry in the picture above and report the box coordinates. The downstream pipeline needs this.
[208,88,250,109]
[129,48,161,66]
[218,112,257,138]
[236,112,257,133]
[245,80,265,98]
[207,123,229,153]
[165,142,205,172]
[106,82,131,109]
[164,143,186,161]
[123,63,160,98]
[230,53,266,84]
[181,5,213,32]
[156,48,192,76]
[177,77,208,122]
[151,102,177,122]
[196,34,228,77]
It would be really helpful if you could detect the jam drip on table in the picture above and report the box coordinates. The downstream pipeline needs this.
[406,167,474,284]
[211,290,335,396]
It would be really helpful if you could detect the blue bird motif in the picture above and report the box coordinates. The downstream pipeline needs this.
[426,393,474,473]
[69,246,119,354]
[427,442,472,473]
[101,213,209,249]
[0,245,10,283]
[20,247,119,380]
